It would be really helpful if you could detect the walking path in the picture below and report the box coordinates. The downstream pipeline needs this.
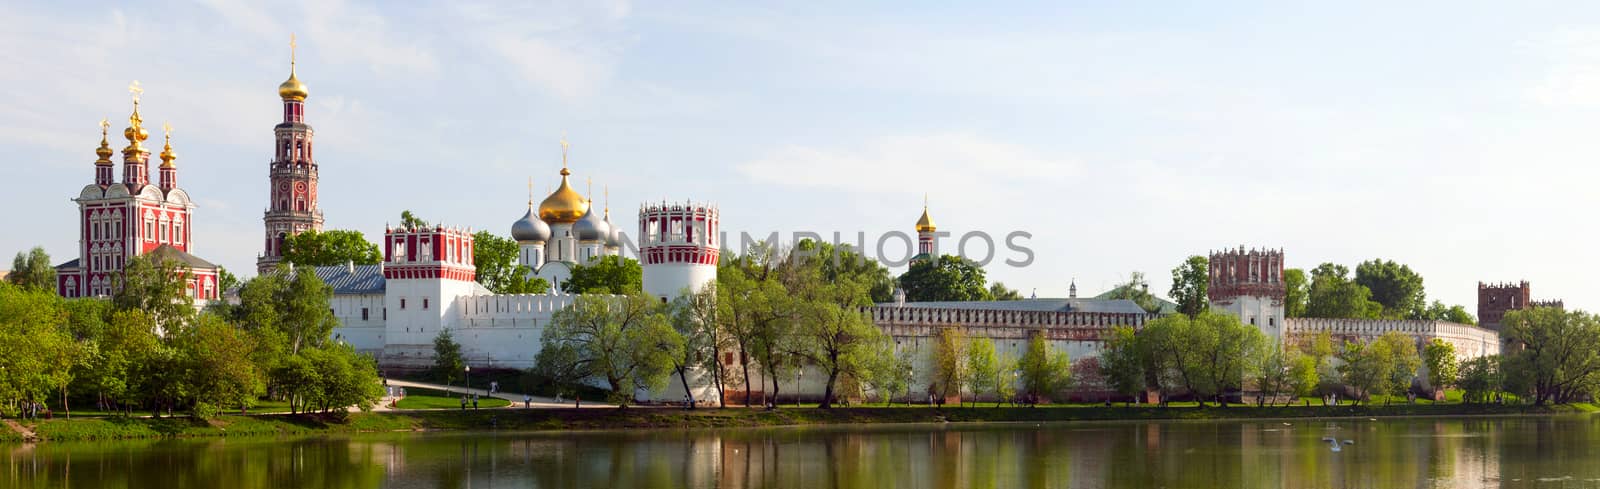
[381,379,614,409]
[2,419,37,442]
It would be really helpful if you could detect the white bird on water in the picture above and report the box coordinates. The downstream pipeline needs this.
[1322,437,1342,452]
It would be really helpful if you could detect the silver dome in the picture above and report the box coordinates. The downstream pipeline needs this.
[603,213,621,247]
[510,207,551,243]
[573,205,610,242]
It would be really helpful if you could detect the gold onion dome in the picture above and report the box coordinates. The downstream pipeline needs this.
[279,71,308,101]
[94,120,114,165]
[122,109,148,155]
[159,130,177,168]
[915,206,936,233]
[538,168,589,223]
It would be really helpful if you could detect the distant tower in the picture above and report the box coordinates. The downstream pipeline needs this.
[1069,279,1077,299]
[1477,281,1562,331]
[912,196,936,264]
[1207,246,1286,338]
[640,201,719,302]
[258,35,324,273]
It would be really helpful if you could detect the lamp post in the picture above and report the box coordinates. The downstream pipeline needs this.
[464,365,472,395]
[795,369,804,407]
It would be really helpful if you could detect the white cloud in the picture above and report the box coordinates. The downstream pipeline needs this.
[449,1,634,101]
[1524,30,1600,107]
[737,133,1077,197]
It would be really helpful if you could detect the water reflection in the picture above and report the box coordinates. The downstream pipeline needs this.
[6,416,1600,488]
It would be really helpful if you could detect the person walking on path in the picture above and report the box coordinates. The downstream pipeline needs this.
[472,395,479,409]
[524,395,531,409]
[460,396,468,410]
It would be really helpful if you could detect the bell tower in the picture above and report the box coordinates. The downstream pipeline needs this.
[258,34,324,273]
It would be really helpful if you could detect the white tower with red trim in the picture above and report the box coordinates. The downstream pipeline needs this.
[639,201,719,301]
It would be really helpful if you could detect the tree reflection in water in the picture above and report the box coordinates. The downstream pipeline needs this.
[8,416,1600,488]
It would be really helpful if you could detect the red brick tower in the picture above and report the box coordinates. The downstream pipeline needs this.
[257,36,324,273]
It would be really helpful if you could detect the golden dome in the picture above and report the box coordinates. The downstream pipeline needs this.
[538,168,589,223]
[94,119,114,165]
[159,130,177,169]
[915,205,936,233]
[121,106,148,157]
[279,71,308,101]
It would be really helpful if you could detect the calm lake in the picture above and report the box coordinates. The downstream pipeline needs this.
[5,415,1599,488]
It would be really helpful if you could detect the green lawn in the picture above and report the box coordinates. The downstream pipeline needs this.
[394,388,510,410]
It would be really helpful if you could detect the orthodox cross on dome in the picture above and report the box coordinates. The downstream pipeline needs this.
[99,118,109,137]
[290,33,298,73]
[560,133,570,168]
[128,80,144,117]
[163,121,173,139]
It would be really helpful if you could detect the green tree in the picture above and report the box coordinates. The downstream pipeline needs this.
[238,266,340,356]
[1501,307,1600,405]
[563,255,643,294]
[795,280,892,409]
[216,267,240,293]
[537,293,684,407]
[1139,312,1263,406]
[281,230,382,267]
[1354,259,1427,319]
[82,310,161,415]
[7,246,56,291]
[1337,340,1385,404]
[987,282,1023,301]
[431,328,465,387]
[399,210,429,229]
[1169,255,1209,318]
[864,349,915,406]
[1457,355,1503,403]
[1016,334,1070,402]
[1283,268,1308,318]
[672,284,727,407]
[1422,339,1459,397]
[931,328,969,403]
[1420,300,1476,325]
[1374,332,1421,404]
[470,231,551,294]
[0,283,78,417]
[1105,272,1161,314]
[176,314,264,417]
[898,254,991,302]
[965,337,999,407]
[801,240,896,303]
[1288,353,1319,401]
[1306,263,1380,319]
[1100,325,1146,404]
[112,255,196,330]
[1254,342,1296,406]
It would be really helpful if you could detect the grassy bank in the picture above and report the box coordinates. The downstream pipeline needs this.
[6,401,1587,442]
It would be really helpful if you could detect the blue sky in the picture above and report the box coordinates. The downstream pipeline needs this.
[6,1,1599,312]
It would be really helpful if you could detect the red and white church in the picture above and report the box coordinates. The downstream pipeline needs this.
[55,83,220,301]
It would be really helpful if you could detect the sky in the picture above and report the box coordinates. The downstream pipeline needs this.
[5,1,1598,313]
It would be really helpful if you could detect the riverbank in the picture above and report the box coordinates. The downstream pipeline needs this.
[6,402,1591,442]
